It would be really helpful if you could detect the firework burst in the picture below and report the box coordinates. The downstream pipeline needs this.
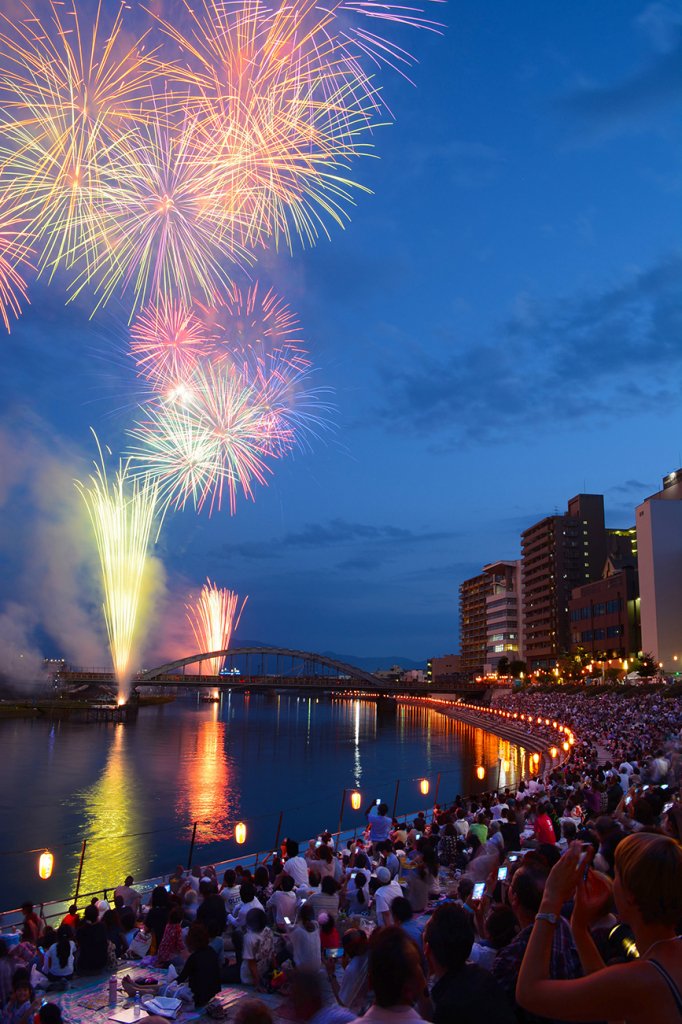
[130,295,216,388]
[75,437,159,699]
[0,201,33,331]
[186,578,247,674]
[128,361,286,515]
[155,0,382,252]
[0,0,161,282]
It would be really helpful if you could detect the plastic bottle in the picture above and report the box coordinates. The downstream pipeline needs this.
[108,977,117,1008]
[133,991,141,1019]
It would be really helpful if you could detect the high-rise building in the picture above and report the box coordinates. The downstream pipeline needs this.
[459,571,493,678]
[522,494,607,669]
[636,469,682,669]
[482,560,523,674]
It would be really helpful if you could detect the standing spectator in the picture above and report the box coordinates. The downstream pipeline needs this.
[114,877,141,914]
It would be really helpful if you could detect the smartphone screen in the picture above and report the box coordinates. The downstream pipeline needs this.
[283,917,291,925]
[497,866,508,881]
[375,799,381,805]
[350,872,357,879]
[415,833,422,840]
[472,882,485,900]
[325,948,344,959]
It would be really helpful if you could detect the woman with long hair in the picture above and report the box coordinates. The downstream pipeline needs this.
[517,834,682,1024]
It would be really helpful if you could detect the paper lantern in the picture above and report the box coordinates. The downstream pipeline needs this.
[235,822,247,845]
[39,851,54,880]
[476,765,486,781]
[550,747,558,759]
[419,779,430,796]
[350,790,362,811]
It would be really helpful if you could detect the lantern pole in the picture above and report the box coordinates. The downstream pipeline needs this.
[336,789,347,850]
[74,840,87,903]
[187,821,198,871]
[433,772,441,813]
[392,779,400,819]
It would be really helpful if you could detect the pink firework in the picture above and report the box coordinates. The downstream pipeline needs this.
[200,281,310,381]
[130,297,215,391]
[186,579,247,675]
[0,203,32,331]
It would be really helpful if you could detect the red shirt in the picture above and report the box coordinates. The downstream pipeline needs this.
[534,813,556,845]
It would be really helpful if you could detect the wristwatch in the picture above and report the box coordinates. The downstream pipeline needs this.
[535,912,559,926]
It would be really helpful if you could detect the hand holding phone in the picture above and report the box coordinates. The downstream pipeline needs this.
[497,866,508,881]
[472,882,485,900]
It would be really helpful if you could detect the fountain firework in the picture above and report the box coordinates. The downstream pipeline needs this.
[186,579,247,675]
[75,439,159,701]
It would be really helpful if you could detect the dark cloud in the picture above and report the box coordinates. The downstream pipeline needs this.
[557,35,682,138]
[377,252,682,443]
[609,478,655,495]
[208,518,458,562]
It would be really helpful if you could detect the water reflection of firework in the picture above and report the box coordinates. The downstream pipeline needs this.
[75,438,159,699]
[187,579,247,675]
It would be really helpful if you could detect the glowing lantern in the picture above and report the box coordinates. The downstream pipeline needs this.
[476,765,486,781]
[350,790,362,811]
[532,753,540,765]
[552,721,557,729]
[563,741,570,752]
[568,735,575,745]
[537,717,542,724]
[38,851,54,880]
[235,822,247,845]
[550,747,558,759]
[419,779,430,796]
[545,719,550,726]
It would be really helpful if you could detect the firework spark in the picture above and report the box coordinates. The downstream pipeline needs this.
[0,0,161,283]
[0,202,33,331]
[130,295,216,388]
[186,579,247,675]
[200,281,310,378]
[75,438,159,699]
[72,112,248,313]
[128,362,285,515]
[155,0,382,251]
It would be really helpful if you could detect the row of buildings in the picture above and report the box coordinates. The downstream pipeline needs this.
[444,469,682,679]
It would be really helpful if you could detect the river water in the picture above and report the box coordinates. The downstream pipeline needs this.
[0,692,526,910]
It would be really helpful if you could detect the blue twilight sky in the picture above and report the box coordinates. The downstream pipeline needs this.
[1,0,681,668]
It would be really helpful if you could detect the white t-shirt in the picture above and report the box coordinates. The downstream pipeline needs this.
[374,879,403,921]
[284,855,309,887]
[228,896,265,929]
[290,924,322,969]
[240,927,274,985]
[267,889,297,927]
[44,941,76,977]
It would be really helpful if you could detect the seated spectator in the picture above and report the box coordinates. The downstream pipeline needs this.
[75,904,109,974]
[0,941,13,1008]
[517,834,682,1024]
[240,909,274,992]
[374,868,402,927]
[289,968,354,1024]
[220,869,241,913]
[424,904,514,1024]
[345,872,370,917]
[42,926,76,982]
[349,926,426,1023]
[229,883,265,929]
[114,877,141,914]
[310,877,340,920]
[390,897,424,953]
[267,875,297,930]
[174,923,221,1008]
[20,904,41,946]
[492,857,582,1018]
[1,971,33,1024]
[338,930,369,1015]
[289,904,322,971]
[234,999,274,1024]
[156,908,186,967]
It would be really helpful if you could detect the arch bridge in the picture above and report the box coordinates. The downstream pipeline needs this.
[137,646,490,696]
[138,646,388,691]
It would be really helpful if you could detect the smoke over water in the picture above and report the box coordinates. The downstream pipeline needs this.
[0,413,106,686]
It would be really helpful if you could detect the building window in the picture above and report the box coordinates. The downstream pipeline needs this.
[606,625,623,638]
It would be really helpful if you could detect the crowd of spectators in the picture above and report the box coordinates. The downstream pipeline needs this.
[1,688,681,1024]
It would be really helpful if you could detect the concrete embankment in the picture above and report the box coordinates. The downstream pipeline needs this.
[395,697,566,779]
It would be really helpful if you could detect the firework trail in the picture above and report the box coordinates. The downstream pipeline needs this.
[186,579,247,674]
[0,0,161,285]
[0,202,33,331]
[75,437,159,700]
